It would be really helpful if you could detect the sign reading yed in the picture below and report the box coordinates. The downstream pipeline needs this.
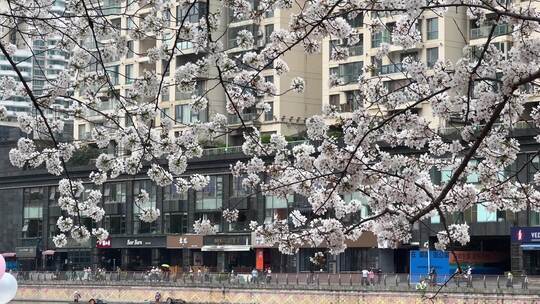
[511,227,540,243]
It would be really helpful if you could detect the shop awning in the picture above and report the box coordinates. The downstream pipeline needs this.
[521,244,540,250]
[1,253,15,258]
[201,245,251,252]
[42,250,55,256]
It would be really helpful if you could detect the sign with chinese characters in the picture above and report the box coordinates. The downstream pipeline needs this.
[110,236,166,248]
[96,237,112,248]
[166,235,204,249]
[204,234,251,246]
[511,227,540,243]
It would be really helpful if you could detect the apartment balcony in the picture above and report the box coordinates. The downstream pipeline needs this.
[331,45,363,60]
[102,0,122,15]
[348,45,364,57]
[227,112,260,125]
[376,63,404,75]
[470,24,510,39]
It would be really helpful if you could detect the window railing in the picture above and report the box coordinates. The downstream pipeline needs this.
[227,112,259,124]
[348,45,363,57]
[376,63,404,75]
[470,24,510,39]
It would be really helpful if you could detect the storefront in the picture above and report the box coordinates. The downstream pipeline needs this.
[202,234,254,273]
[252,231,384,273]
[251,232,297,273]
[96,237,121,270]
[15,246,37,271]
[165,234,204,272]
[511,227,540,275]
[51,238,92,271]
[110,236,167,271]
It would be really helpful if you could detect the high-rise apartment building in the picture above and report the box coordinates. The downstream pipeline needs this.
[74,0,322,144]
[322,9,472,129]
[0,0,71,123]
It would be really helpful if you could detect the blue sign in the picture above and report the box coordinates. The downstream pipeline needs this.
[511,227,540,243]
[410,250,450,284]
[5,261,17,271]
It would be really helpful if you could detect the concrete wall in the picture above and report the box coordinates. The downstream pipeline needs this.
[15,285,540,303]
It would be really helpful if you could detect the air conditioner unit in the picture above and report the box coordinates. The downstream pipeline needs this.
[257,40,266,48]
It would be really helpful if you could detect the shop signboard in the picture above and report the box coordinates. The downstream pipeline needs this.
[166,235,204,249]
[256,249,264,270]
[409,250,450,284]
[15,246,37,259]
[111,236,166,248]
[204,234,251,246]
[511,227,540,243]
[96,237,112,248]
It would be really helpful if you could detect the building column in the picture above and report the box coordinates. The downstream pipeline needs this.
[121,249,129,270]
[152,248,161,266]
[182,248,190,271]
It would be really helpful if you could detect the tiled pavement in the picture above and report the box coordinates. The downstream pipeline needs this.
[14,285,540,303]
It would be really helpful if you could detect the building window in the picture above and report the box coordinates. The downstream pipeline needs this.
[126,41,134,58]
[264,195,291,223]
[103,182,127,204]
[177,2,207,24]
[194,212,221,232]
[164,212,188,234]
[476,204,497,222]
[346,12,363,28]
[265,24,274,44]
[338,62,363,84]
[22,188,44,238]
[49,216,60,237]
[232,176,252,197]
[161,87,169,102]
[78,124,87,140]
[344,90,361,111]
[427,18,438,40]
[127,17,135,29]
[339,248,376,272]
[228,25,255,48]
[175,104,205,124]
[329,94,340,108]
[125,64,133,84]
[104,215,126,235]
[133,180,158,234]
[264,102,274,121]
[48,186,59,207]
[163,184,188,211]
[196,176,223,210]
[426,47,438,68]
[371,26,391,48]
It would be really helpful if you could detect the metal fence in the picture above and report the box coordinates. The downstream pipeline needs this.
[10,271,538,293]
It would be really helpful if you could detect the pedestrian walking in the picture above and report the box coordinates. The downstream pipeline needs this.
[506,271,513,288]
[429,267,437,286]
[466,267,473,287]
[155,292,162,304]
[266,267,272,284]
[251,268,258,284]
[73,291,81,303]
[368,268,375,286]
[361,268,369,286]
